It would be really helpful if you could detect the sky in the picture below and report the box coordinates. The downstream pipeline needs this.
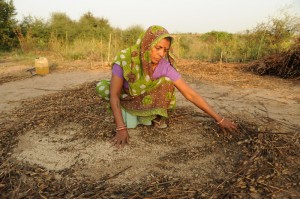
[13,0,300,34]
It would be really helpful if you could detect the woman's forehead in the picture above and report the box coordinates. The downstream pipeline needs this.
[155,38,171,47]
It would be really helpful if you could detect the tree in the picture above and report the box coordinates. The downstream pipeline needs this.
[49,12,77,42]
[249,9,300,59]
[121,25,144,46]
[77,12,112,40]
[0,0,18,51]
[200,31,233,62]
[19,16,49,40]
[16,16,50,50]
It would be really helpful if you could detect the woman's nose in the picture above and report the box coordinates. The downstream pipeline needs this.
[158,50,164,57]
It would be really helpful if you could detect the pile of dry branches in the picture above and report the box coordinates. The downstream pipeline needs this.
[0,82,299,198]
[246,41,300,79]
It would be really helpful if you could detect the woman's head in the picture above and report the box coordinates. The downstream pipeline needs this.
[113,25,176,79]
[113,25,176,84]
[140,26,173,65]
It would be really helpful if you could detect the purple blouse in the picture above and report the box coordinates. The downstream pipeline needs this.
[112,58,181,88]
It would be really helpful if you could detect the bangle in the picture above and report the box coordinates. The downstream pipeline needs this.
[115,128,127,132]
[116,125,126,129]
[116,127,127,131]
[216,117,225,125]
[115,125,127,131]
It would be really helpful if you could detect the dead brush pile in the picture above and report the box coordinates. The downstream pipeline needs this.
[0,82,299,198]
[245,41,300,79]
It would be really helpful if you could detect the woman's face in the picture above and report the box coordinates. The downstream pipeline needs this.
[150,38,171,65]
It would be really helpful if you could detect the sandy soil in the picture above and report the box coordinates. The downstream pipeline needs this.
[0,69,110,112]
[1,60,299,197]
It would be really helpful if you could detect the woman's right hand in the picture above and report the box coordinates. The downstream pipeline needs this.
[111,129,129,148]
[217,117,239,136]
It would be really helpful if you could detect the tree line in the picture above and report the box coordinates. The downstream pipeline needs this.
[1,0,299,63]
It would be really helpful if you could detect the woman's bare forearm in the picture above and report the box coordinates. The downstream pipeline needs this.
[109,74,130,146]
[110,96,125,127]
[109,74,127,127]
[174,78,223,122]
[189,93,222,122]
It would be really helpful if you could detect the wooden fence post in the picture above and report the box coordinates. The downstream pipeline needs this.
[107,33,112,62]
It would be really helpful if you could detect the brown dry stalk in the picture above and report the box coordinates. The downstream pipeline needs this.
[209,150,261,198]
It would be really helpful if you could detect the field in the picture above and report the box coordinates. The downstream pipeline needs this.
[0,58,299,198]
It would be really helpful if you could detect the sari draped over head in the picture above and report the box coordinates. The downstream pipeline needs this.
[96,25,178,125]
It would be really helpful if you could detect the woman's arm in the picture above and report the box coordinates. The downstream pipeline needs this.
[110,74,129,146]
[174,78,237,133]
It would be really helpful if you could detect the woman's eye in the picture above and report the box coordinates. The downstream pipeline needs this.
[154,46,169,53]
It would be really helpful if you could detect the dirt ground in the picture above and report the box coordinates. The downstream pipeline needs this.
[0,58,299,198]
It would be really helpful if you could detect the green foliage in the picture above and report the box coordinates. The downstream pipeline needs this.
[19,16,49,40]
[17,16,50,51]
[0,0,18,51]
[2,5,299,64]
[121,25,144,46]
[201,31,233,44]
[49,12,77,42]
[182,31,236,61]
[77,12,112,41]
[177,10,299,63]
[240,10,300,60]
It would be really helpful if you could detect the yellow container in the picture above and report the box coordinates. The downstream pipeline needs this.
[35,57,49,75]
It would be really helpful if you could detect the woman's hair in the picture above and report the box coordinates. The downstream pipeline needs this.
[164,36,173,43]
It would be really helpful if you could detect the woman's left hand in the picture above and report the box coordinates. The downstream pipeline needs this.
[110,129,129,148]
[217,118,239,136]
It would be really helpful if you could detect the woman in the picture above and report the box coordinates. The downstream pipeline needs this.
[96,25,237,147]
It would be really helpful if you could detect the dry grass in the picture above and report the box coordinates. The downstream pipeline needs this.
[177,59,299,90]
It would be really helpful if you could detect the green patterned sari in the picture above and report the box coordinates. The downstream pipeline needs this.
[96,25,177,127]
